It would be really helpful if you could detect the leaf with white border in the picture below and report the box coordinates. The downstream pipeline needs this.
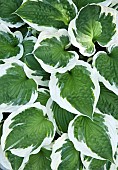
[1,103,56,157]
[16,0,77,31]
[68,4,116,56]
[93,45,118,95]
[68,113,117,161]
[97,83,118,120]
[24,147,52,170]
[34,29,79,73]
[49,61,100,118]
[0,60,38,113]
[0,0,24,28]
[0,24,23,60]
[51,133,82,170]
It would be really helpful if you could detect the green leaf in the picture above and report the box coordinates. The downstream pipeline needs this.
[81,155,106,170]
[97,83,118,120]
[0,0,23,27]
[72,0,111,10]
[51,134,82,170]
[34,29,79,73]
[1,103,55,157]
[47,99,75,133]
[93,46,118,95]
[0,24,23,60]
[6,151,23,170]
[22,36,50,86]
[24,147,51,170]
[68,4,116,56]
[68,113,117,161]
[0,60,37,112]
[49,61,100,118]
[16,0,77,31]
[36,89,50,106]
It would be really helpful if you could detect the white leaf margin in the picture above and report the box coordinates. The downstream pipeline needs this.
[33,29,79,74]
[0,59,38,113]
[0,23,23,61]
[92,46,118,95]
[16,0,78,32]
[1,102,56,157]
[49,60,100,118]
[68,112,118,161]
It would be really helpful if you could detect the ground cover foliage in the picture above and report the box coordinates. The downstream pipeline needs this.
[0,0,118,169]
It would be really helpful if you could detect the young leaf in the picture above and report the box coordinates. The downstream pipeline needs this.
[49,61,100,118]
[0,60,38,113]
[93,45,118,95]
[0,24,23,60]
[68,113,117,161]
[97,83,118,120]
[24,147,52,170]
[68,4,116,56]
[51,134,82,170]
[34,29,79,73]
[0,0,23,28]
[46,98,75,133]
[1,103,56,157]
[16,0,77,31]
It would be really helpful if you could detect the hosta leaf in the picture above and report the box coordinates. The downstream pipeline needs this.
[22,36,50,86]
[51,134,82,170]
[97,83,118,120]
[1,103,55,157]
[24,147,52,170]
[73,0,112,10]
[16,0,77,31]
[36,89,50,106]
[47,98,75,133]
[6,151,23,170]
[49,61,100,118]
[0,60,38,112]
[0,0,23,28]
[68,113,117,161]
[68,4,116,56]
[81,154,106,170]
[0,24,23,60]
[34,29,79,73]
[93,45,118,95]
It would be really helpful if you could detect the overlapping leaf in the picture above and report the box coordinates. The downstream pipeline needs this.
[0,60,38,112]
[93,45,118,95]
[49,61,100,118]
[68,113,117,161]
[1,103,56,157]
[0,24,23,60]
[34,29,79,73]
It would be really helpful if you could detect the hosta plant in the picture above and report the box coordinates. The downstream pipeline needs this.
[0,0,118,170]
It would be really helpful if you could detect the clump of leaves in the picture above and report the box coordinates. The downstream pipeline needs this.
[0,0,118,170]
